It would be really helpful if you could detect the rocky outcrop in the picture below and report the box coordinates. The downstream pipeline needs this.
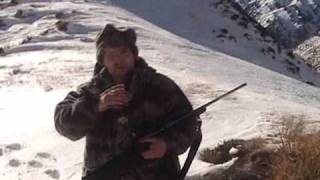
[232,0,320,49]
[295,35,320,72]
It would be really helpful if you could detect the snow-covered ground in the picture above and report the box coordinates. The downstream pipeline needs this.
[1,0,320,179]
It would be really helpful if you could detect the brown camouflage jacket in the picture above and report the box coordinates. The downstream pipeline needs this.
[54,58,197,180]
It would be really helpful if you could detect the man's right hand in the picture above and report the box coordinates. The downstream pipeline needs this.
[98,84,128,112]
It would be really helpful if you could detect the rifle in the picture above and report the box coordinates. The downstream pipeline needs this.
[82,83,247,180]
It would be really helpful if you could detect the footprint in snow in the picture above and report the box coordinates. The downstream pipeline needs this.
[28,160,43,168]
[8,159,21,167]
[36,152,52,159]
[5,143,22,153]
[35,151,57,162]
[44,169,60,179]
[6,143,22,151]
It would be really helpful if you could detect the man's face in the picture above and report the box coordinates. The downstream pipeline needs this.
[103,47,136,80]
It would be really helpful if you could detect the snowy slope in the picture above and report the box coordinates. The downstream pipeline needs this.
[0,0,320,179]
[110,0,320,87]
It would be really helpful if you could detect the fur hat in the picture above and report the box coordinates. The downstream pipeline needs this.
[95,24,138,64]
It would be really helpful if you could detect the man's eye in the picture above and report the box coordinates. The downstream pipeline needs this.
[122,49,129,54]
[106,53,115,58]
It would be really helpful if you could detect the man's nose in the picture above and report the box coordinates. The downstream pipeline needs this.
[114,56,125,65]
[116,55,127,62]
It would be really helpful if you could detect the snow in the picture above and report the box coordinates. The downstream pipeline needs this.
[0,0,320,179]
[229,147,239,156]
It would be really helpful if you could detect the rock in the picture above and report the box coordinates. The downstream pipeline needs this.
[285,59,295,66]
[30,4,44,8]
[230,14,239,20]
[221,28,228,34]
[238,21,248,29]
[222,9,229,14]
[287,66,299,74]
[44,86,53,92]
[233,0,320,48]
[0,47,4,55]
[216,34,226,38]
[14,9,23,18]
[55,20,68,32]
[266,47,275,55]
[10,0,18,5]
[287,51,295,59]
[80,37,94,43]
[21,36,32,44]
[228,35,237,42]
[0,19,6,28]
[12,68,22,75]
[40,29,49,36]
[306,81,315,86]
[243,33,251,40]
[55,12,64,19]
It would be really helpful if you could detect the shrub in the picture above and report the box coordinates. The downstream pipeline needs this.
[272,115,320,180]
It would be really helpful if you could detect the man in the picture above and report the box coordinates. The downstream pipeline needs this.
[54,24,197,180]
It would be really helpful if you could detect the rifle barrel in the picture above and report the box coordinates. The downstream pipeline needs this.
[201,83,247,108]
[147,83,247,137]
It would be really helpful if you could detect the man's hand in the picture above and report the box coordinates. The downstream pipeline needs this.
[139,137,167,159]
[98,84,128,112]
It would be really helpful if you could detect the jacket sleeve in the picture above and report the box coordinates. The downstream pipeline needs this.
[154,74,198,156]
[54,82,100,141]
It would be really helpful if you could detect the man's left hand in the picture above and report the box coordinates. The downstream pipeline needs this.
[139,137,167,159]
